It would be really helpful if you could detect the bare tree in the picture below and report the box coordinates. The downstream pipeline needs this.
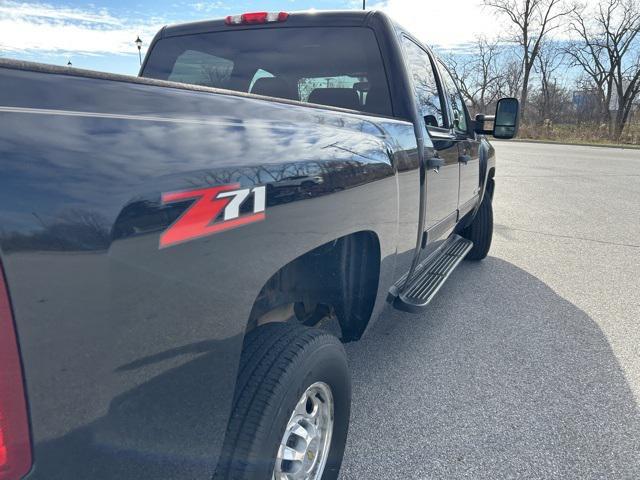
[532,42,567,122]
[484,0,575,122]
[444,37,503,115]
[565,0,640,139]
[494,50,525,99]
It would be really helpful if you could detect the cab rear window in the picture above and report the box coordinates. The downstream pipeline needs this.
[143,27,393,116]
[167,50,234,87]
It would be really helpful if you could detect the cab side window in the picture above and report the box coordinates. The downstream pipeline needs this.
[437,62,469,134]
[401,37,445,129]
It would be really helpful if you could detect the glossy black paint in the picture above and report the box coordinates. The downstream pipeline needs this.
[0,10,495,479]
[0,61,419,478]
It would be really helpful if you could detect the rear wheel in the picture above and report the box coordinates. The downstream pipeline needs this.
[461,193,493,260]
[214,323,350,480]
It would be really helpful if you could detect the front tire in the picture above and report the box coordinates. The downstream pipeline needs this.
[214,323,351,480]
[461,193,493,260]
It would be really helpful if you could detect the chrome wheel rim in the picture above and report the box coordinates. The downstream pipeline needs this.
[273,382,334,480]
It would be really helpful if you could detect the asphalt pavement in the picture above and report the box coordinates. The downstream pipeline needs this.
[340,141,640,479]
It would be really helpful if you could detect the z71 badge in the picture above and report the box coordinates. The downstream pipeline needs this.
[160,184,266,248]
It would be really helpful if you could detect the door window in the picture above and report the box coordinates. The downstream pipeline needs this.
[400,37,445,129]
[437,62,469,134]
[298,76,364,103]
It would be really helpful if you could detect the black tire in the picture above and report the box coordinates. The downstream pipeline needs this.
[461,193,493,260]
[214,323,351,480]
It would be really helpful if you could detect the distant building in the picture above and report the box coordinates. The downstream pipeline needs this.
[572,89,598,110]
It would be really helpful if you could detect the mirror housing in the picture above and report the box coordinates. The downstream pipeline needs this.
[474,114,494,135]
[474,97,520,139]
[493,97,519,139]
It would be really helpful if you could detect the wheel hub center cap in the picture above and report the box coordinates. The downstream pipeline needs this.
[273,382,334,480]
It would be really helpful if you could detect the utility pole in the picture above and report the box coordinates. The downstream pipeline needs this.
[363,0,366,9]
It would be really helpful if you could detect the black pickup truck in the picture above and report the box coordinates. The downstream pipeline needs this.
[0,10,519,480]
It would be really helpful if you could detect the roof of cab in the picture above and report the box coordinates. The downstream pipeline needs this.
[162,10,383,38]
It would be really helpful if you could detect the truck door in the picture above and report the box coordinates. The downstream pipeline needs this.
[401,37,459,242]
[437,62,481,217]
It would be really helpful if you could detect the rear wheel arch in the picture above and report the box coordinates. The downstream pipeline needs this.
[245,231,381,343]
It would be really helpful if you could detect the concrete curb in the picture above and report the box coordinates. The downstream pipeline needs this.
[493,138,640,150]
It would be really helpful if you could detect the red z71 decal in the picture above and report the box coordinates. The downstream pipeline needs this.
[160,183,266,248]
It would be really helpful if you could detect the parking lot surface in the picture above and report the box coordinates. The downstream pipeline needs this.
[340,142,640,479]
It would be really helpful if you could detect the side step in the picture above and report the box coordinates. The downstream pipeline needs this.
[391,235,473,313]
